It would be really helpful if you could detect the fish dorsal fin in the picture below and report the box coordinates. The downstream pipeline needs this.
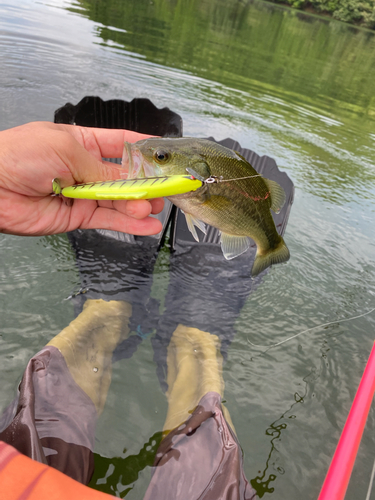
[263,178,286,214]
[220,233,250,260]
[184,212,207,242]
[233,151,248,162]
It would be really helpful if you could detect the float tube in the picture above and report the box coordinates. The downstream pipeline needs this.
[318,341,375,500]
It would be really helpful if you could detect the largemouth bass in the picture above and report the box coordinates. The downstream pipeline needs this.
[122,138,290,276]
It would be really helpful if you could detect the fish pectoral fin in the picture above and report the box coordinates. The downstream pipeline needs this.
[184,213,207,242]
[220,233,250,260]
[263,179,286,214]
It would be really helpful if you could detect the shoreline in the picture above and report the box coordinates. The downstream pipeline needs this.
[264,0,375,31]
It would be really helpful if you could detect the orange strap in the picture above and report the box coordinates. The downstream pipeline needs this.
[0,441,113,500]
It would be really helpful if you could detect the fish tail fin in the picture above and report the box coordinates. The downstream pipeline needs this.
[251,237,290,276]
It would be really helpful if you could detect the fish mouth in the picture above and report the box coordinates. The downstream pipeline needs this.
[122,142,161,178]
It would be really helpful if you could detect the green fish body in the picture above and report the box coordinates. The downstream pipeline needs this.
[122,138,290,276]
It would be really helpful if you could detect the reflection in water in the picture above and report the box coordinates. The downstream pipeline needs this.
[1,0,375,498]
[70,0,375,117]
[248,335,347,498]
[251,418,285,497]
[67,0,375,205]
[89,432,163,496]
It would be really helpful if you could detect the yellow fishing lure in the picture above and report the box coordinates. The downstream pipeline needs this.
[52,175,203,200]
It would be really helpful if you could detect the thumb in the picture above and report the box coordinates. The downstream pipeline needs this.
[63,140,125,186]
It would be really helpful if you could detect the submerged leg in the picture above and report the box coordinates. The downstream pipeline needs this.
[163,324,230,434]
[47,298,132,414]
[0,299,132,484]
[144,324,255,500]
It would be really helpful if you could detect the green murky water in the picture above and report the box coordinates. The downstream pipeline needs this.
[1,0,374,498]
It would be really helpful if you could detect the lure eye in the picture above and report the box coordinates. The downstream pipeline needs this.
[153,149,170,164]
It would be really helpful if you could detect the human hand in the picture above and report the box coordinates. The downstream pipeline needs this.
[0,121,164,236]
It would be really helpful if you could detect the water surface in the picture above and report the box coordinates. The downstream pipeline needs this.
[0,0,375,498]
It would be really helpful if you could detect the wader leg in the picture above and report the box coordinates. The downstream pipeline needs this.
[47,299,132,414]
[163,324,232,434]
[0,299,132,484]
[144,324,256,500]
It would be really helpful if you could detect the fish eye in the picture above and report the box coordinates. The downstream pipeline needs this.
[153,149,170,164]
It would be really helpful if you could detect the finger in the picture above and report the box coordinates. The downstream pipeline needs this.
[95,198,164,218]
[149,197,165,214]
[63,124,157,158]
[97,200,114,209]
[84,207,163,235]
[106,198,164,216]
[112,199,152,219]
[97,199,164,217]
[92,128,156,158]
[64,145,125,185]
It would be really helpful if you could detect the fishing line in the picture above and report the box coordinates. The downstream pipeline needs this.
[205,174,262,184]
[365,458,375,500]
[247,306,375,350]
[185,167,262,184]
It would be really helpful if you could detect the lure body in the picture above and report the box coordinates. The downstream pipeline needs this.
[52,175,203,200]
